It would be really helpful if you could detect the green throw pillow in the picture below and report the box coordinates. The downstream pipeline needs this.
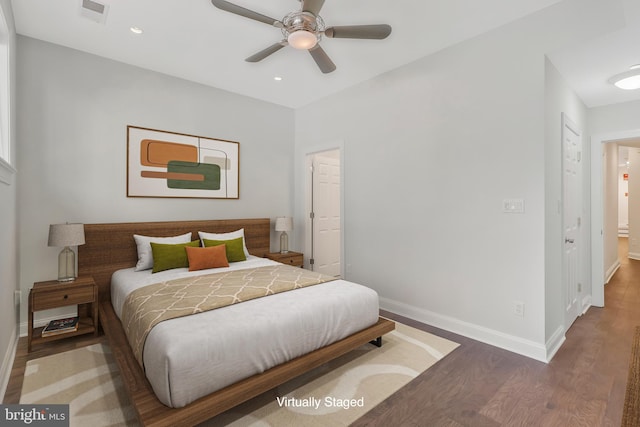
[150,240,201,273]
[203,237,247,262]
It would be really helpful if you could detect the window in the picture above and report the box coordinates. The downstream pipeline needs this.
[0,4,13,185]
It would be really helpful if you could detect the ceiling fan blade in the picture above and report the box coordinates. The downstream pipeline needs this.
[309,45,336,74]
[245,42,287,62]
[302,0,325,16]
[324,24,392,39]
[211,0,281,27]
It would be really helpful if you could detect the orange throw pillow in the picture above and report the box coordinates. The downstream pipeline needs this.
[185,245,229,271]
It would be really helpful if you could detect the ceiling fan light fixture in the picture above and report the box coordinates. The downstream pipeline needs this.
[609,68,640,90]
[287,30,318,50]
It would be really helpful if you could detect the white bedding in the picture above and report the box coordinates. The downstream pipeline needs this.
[111,256,380,408]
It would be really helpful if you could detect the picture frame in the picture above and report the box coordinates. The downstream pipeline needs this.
[127,126,239,199]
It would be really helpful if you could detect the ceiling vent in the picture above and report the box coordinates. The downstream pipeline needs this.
[79,0,109,24]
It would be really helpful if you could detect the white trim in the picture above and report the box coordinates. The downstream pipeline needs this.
[591,129,640,308]
[0,327,17,402]
[0,5,11,177]
[545,326,566,362]
[628,252,640,261]
[605,259,621,284]
[0,155,14,185]
[581,295,592,315]
[380,297,552,363]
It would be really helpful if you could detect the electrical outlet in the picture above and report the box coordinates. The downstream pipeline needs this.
[513,301,524,317]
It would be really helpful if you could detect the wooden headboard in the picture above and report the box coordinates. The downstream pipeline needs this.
[78,218,271,301]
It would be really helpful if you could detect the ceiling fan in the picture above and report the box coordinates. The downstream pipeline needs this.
[210,0,392,74]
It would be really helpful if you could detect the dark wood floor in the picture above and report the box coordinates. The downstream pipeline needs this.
[4,238,638,426]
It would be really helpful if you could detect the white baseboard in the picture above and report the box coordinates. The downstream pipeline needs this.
[581,294,592,315]
[380,297,552,363]
[605,259,621,283]
[545,325,565,362]
[0,327,18,402]
[629,252,640,261]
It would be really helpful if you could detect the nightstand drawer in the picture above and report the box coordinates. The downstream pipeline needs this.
[279,255,303,266]
[265,252,304,267]
[31,286,94,310]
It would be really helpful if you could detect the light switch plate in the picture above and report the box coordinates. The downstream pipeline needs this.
[503,198,525,213]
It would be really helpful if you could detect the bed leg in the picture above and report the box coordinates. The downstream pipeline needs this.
[370,336,382,347]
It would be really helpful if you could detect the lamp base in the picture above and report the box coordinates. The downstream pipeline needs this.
[279,231,289,254]
[58,246,77,282]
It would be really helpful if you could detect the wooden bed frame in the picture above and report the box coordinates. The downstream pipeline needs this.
[77,218,395,427]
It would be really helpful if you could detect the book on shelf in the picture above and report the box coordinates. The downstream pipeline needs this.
[41,316,79,337]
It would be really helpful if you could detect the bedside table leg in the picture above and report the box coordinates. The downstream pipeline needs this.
[28,299,33,353]
[93,301,99,336]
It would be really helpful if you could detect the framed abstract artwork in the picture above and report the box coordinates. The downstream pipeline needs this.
[127,126,239,199]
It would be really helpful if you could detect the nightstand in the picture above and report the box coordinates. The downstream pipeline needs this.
[28,276,99,352]
[265,251,304,268]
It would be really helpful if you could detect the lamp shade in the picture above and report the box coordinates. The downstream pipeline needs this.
[48,223,86,247]
[275,217,293,232]
[287,30,318,50]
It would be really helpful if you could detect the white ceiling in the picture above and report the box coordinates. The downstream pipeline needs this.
[10,0,640,109]
[547,0,640,108]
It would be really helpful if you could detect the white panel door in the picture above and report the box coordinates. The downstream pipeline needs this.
[312,155,341,277]
[563,113,582,331]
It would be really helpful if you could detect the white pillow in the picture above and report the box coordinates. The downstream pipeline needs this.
[198,228,250,257]
[133,232,192,271]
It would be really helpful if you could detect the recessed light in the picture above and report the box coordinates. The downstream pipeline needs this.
[130,26,143,35]
[274,76,283,81]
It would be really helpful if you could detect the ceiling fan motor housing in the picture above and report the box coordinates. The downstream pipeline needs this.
[282,11,325,48]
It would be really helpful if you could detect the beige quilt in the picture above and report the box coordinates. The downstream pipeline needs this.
[121,264,337,366]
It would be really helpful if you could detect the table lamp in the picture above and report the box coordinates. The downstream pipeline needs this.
[48,223,85,282]
[275,217,292,254]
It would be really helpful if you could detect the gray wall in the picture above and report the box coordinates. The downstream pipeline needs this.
[16,36,295,329]
[589,100,640,136]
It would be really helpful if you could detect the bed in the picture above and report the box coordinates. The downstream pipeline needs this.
[78,218,395,427]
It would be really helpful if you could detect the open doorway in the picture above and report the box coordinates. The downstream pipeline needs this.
[600,142,640,291]
[304,149,342,277]
[618,146,630,242]
[591,132,640,307]
[617,144,640,262]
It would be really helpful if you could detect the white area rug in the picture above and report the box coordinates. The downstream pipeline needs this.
[20,322,459,427]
